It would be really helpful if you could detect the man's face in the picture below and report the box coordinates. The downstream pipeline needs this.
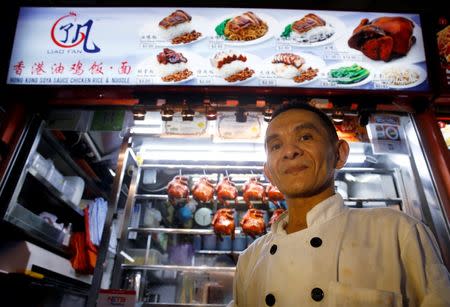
[264,109,337,198]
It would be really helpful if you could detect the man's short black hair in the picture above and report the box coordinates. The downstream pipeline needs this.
[271,101,338,143]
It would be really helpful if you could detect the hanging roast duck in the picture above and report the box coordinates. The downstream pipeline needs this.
[243,177,266,208]
[212,208,235,240]
[240,208,266,238]
[266,184,285,207]
[348,16,415,62]
[216,176,238,206]
[167,175,190,205]
[192,177,215,203]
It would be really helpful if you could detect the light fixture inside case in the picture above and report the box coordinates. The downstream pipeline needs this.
[331,110,344,123]
[161,104,174,121]
[235,107,248,123]
[263,105,273,122]
[133,108,146,120]
[182,105,195,121]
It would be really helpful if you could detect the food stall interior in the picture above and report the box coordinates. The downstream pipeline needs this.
[1,97,449,306]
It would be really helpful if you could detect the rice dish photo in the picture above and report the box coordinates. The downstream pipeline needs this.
[271,53,319,83]
[156,48,193,82]
[211,51,255,82]
[158,9,202,44]
[215,11,268,41]
[380,66,420,86]
[281,13,335,44]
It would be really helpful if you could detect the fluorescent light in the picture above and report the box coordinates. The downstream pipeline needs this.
[108,168,116,177]
[120,250,135,263]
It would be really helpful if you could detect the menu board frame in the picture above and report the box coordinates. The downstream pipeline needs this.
[5,6,433,97]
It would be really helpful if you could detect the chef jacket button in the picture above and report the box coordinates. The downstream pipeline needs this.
[311,287,324,301]
[270,244,277,255]
[310,237,322,248]
[265,293,276,306]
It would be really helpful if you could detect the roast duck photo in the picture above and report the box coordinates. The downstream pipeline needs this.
[191,177,215,203]
[240,209,266,238]
[216,176,238,206]
[167,175,190,205]
[212,208,236,239]
[348,16,416,61]
[243,177,266,208]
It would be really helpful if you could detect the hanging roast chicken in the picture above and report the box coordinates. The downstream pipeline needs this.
[269,208,286,226]
[266,184,285,206]
[192,177,215,203]
[243,177,266,208]
[240,209,266,238]
[212,208,235,240]
[347,16,416,62]
[167,175,190,205]
[216,176,238,206]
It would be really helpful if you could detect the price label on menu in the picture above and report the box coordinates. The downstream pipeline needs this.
[259,78,277,86]
[209,36,225,50]
[196,69,215,78]
[373,82,390,89]
[197,78,213,85]
[136,78,155,84]
[320,80,337,87]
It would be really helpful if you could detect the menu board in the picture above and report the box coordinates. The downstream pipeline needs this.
[435,15,450,92]
[7,7,429,91]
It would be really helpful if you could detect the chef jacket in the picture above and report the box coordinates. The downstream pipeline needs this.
[228,193,450,306]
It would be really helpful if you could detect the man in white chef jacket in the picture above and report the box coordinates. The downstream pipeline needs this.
[228,102,450,306]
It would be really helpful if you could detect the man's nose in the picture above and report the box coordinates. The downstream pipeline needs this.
[283,144,303,160]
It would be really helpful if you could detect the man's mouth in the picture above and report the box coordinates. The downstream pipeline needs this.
[284,165,308,174]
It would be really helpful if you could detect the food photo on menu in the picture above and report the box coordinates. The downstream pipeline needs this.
[215,11,269,41]
[158,9,202,44]
[347,16,416,62]
[156,48,193,82]
[210,51,255,83]
[270,53,320,84]
[280,13,336,44]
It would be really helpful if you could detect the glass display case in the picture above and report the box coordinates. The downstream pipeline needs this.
[106,111,433,306]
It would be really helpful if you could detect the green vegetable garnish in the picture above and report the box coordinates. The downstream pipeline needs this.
[281,24,293,38]
[215,18,231,37]
[329,64,370,84]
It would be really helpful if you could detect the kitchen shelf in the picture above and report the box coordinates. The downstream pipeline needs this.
[141,303,226,307]
[27,168,84,216]
[121,264,235,273]
[195,250,242,255]
[141,164,263,170]
[128,228,243,236]
[345,198,402,203]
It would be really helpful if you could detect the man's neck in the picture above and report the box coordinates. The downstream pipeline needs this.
[285,187,335,234]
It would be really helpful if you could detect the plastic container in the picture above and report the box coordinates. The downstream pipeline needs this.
[62,176,85,205]
[46,162,65,193]
[30,152,51,177]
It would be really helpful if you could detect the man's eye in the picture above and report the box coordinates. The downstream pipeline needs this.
[299,134,312,141]
[270,144,281,151]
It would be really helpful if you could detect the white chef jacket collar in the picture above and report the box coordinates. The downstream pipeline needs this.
[272,193,347,234]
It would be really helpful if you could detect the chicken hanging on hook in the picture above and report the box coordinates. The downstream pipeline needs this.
[192,177,215,203]
[216,176,238,206]
[240,208,266,239]
[212,208,236,240]
[243,176,266,208]
[167,175,190,205]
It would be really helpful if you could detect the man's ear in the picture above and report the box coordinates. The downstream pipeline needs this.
[335,140,350,169]
[263,163,273,184]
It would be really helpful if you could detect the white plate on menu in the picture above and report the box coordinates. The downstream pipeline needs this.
[136,50,205,84]
[139,14,211,46]
[334,20,426,65]
[262,52,326,86]
[214,12,281,46]
[325,62,374,88]
[373,64,427,89]
[211,51,261,85]
[280,14,346,47]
